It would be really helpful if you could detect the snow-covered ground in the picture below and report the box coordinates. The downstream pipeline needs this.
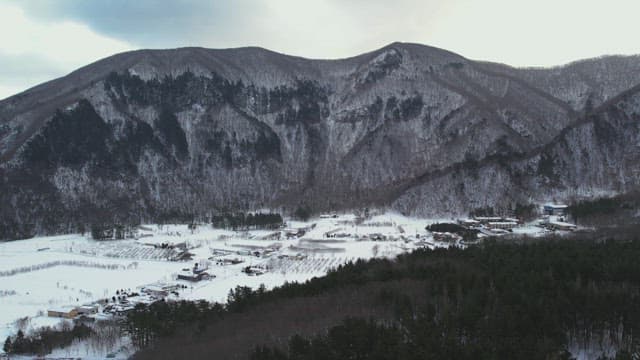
[0,211,555,358]
[0,212,450,357]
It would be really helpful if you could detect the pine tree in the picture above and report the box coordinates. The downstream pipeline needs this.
[3,336,12,353]
[13,330,25,353]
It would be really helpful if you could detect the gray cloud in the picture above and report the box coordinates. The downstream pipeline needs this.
[2,0,640,100]
[12,0,261,48]
[8,0,640,64]
[9,0,437,58]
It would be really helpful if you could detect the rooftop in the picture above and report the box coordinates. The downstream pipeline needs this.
[544,204,568,208]
[48,307,77,313]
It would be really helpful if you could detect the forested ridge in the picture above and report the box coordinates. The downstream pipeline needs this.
[130,230,640,360]
[4,44,640,240]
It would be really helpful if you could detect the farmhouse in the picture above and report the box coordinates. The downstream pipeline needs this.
[487,221,519,231]
[177,270,212,282]
[48,307,78,319]
[178,261,213,282]
[143,285,169,298]
[544,204,568,216]
[76,304,99,316]
[458,219,480,227]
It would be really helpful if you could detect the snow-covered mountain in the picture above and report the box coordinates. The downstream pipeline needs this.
[1,42,639,239]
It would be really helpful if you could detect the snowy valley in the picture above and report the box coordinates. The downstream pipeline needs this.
[0,209,570,358]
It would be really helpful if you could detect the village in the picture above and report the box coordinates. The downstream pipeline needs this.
[0,203,579,358]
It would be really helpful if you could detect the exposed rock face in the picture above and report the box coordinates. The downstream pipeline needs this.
[1,43,639,238]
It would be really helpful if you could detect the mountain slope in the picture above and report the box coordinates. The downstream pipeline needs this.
[1,42,639,238]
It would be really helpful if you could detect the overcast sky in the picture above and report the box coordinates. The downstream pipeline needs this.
[2,0,640,100]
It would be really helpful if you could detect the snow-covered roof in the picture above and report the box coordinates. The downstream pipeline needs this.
[549,221,576,227]
[459,219,480,223]
[544,204,568,209]
[48,306,77,313]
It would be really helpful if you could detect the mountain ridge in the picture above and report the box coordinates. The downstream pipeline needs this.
[1,42,640,239]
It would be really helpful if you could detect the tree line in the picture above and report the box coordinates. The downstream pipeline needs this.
[567,192,640,225]
[130,229,640,360]
[3,323,92,356]
[0,259,127,277]
[426,222,479,241]
[211,212,283,230]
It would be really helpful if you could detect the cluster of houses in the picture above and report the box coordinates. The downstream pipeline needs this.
[46,260,217,321]
[458,216,522,235]
[463,217,519,230]
[177,261,214,282]
[456,203,577,236]
[140,283,183,299]
[48,294,156,319]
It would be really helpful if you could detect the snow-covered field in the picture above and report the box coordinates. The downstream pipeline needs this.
[0,211,553,358]
[0,212,454,356]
